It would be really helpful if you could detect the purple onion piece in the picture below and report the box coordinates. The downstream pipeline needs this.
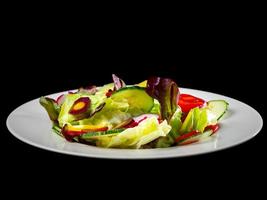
[112,74,126,90]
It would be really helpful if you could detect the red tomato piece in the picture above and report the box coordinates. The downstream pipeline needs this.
[178,94,206,113]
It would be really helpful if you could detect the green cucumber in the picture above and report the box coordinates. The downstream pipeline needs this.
[76,128,125,145]
[207,100,229,121]
[111,86,154,115]
[52,125,63,137]
[79,128,125,139]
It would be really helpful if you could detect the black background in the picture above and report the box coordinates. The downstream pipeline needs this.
[1,13,266,197]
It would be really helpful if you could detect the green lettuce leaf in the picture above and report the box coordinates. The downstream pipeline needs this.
[153,107,182,148]
[39,97,60,122]
[180,107,209,134]
[150,99,161,115]
[90,117,171,148]
[95,83,114,96]
[77,97,132,129]
[58,93,106,127]
[169,107,183,138]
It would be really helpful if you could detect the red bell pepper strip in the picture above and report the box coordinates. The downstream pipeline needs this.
[175,130,200,143]
[205,124,220,135]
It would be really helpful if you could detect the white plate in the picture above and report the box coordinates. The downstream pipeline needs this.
[6,88,263,159]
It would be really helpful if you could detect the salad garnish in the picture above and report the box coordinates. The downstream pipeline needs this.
[40,74,228,149]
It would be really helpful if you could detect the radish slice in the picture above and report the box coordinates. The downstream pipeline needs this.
[112,74,126,90]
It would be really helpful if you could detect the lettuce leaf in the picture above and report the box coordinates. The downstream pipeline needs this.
[77,97,132,129]
[145,77,181,147]
[150,99,161,115]
[180,107,209,134]
[169,107,183,138]
[58,93,106,127]
[153,107,182,148]
[96,83,114,95]
[78,86,97,95]
[146,77,179,122]
[91,117,171,148]
[40,97,60,122]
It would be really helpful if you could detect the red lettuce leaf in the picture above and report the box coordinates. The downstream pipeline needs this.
[146,77,179,122]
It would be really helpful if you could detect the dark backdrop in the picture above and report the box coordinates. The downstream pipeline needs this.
[1,18,265,197]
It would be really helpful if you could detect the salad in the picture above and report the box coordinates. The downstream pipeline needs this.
[40,75,228,149]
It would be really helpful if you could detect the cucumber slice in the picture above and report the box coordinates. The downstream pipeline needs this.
[79,128,125,139]
[111,86,154,115]
[207,100,229,121]
[52,125,63,137]
[76,129,125,146]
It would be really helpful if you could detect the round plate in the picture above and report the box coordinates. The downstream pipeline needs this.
[6,88,263,159]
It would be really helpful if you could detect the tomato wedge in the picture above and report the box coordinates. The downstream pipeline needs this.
[178,94,206,113]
